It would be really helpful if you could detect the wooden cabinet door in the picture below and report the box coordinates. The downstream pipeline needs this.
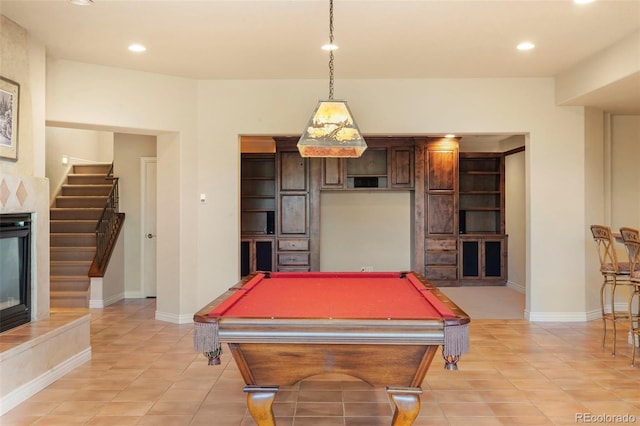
[390,146,414,188]
[279,151,307,192]
[240,238,274,277]
[427,194,455,235]
[427,149,456,191]
[459,236,507,283]
[424,140,458,236]
[322,157,344,189]
[279,194,308,235]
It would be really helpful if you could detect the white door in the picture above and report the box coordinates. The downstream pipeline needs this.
[141,157,157,297]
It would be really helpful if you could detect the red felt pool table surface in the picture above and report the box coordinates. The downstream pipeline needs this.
[209,272,457,320]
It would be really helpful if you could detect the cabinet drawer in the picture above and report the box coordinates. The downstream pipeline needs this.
[278,253,310,266]
[277,266,311,272]
[426,251,457,265]
[278,239,309,251]
[425,238,457,251]
[425,266,457,280]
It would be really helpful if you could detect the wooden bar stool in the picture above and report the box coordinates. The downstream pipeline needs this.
[590,225,631,356]
[619,227,640,366]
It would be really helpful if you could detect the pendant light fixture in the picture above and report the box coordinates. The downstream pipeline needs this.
[297,0,367,158]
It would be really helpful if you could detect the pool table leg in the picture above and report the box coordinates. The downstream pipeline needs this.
[387,387,422,426]
[244,385,279,426]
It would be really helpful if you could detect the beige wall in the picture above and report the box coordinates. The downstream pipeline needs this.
[584,112,640,317]
[43,55,640,321]
[47,59,198,322]
[320,192,412,272]
[505,150,526,293]
[584,108,607,317]
[196,77,586,320]
[611,115,640,229]
[45,127,114,201]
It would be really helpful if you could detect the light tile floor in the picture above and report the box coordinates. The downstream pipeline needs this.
[2,298,640,425]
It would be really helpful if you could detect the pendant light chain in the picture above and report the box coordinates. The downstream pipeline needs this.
[328,0,335,100]
[297,0,367,158]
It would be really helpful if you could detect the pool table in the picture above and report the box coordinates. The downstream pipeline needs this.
[193,271,470,426]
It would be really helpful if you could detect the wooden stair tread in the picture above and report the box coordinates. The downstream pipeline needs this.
[50,275,91,279]
[50,220,99,224]
[50,247,96,251]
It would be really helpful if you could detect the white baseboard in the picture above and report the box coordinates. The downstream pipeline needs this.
[526,311,589,322]
[89,292,124,308]
[0,347,92,416]
[526,303,634,322]
[103,293,125,307]
[506,281,525,294]
[89,298,104,308]
[155,310,194,324]
[585,308,602,321]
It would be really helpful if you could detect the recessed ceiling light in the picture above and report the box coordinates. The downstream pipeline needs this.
[128,44,147,53]
[574,0,595,4]
[69,0,94,5]
[321,43,339,51]
[517,41,535,51]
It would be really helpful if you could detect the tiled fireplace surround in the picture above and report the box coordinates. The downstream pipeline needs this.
[0,172,91,415]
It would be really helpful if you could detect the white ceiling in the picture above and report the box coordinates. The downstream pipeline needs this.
[1,0,639,114]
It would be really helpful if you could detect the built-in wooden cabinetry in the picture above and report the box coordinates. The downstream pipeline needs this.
[458,153,507,284]
[321,138,414,190]
[275,144,314,272]
[414,141,508,286]
[459,236,507,283]
[415,138,460,286]
[240,154,276,276]
[240,238,274,276]
[459,154,504,234]
[240,142,319,276]
[241,136,508,285]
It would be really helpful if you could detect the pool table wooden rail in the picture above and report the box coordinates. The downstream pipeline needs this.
[200,317,449,345]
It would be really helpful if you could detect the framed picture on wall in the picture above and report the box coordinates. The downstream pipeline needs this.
[0,76,19,161]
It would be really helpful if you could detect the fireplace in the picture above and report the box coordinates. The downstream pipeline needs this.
[0,213,31,333]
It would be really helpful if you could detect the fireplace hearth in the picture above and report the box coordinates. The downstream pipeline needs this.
[0,213,31,333]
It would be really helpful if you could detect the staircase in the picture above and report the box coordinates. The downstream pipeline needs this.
[50,163,113,309]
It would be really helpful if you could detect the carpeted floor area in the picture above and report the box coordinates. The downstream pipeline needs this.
[440,286,525,319]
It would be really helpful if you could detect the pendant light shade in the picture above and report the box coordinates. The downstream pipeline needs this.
[297,100,366,158]
[297,0,366,158]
